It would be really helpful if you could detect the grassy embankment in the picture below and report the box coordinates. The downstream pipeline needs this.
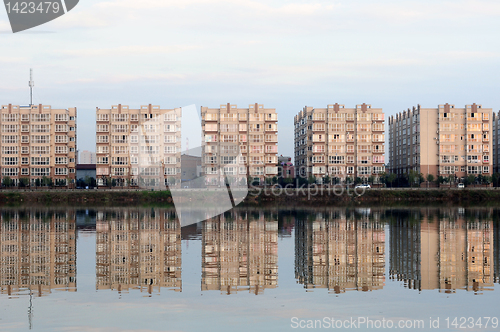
[0,188,499,206]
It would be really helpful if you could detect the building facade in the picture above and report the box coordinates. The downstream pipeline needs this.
[201,211,278,294]
[201,103,278,186]
[0,209,77,296]
[0,104,77,187]
[390,209,494,293]
[295,210,385,293]
[95,209,182,293]
[294,104,385,183]
[95,104,181,188]
[389,104,492,183]
[79,150,96,164]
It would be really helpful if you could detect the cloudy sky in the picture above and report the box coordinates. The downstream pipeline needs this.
[1,0,500,157]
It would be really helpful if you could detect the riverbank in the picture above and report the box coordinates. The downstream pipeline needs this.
[0,188,499,205]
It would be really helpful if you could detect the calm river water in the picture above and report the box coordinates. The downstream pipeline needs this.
[1,206,500,331]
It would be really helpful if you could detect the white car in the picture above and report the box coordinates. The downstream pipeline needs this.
[355,184,371,189]
[457,183,465,188]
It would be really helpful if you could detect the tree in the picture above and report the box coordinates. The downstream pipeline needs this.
[466,174,476,187]
[323,175,331,186]
[408,170,417,188]
[2,176,12,188]
[368,175,375,185]
[493,173,500,187]
[19,178,29,188]
[308,175,316,185]
[426,174,434,184]
[387,173,397,188]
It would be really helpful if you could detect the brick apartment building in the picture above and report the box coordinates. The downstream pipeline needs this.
[95,104,181,188]
[0,104,77,187]
[201,103,278,186]
[388,104,492,183]
[294,103,385,183]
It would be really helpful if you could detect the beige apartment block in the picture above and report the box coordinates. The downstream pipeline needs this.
[95,209,182,293]
[295,210,385,293]
[201,211,278,294]
[201,103,278,186]
[0,209,77,296]
[0,104,77,187]
[294,104,385,183]
[95,105,181,188]
[389,104,492,182]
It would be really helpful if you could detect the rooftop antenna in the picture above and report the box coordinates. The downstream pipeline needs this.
[29,68,34,106]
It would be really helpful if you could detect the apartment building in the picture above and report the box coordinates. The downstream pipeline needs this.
[0,209,77,296]
[202,210,278,294]
[0,104,77,187]
[95,105,181,188]
[294,104,385,183]
[79,150,96,164]
[201,103,278,186]
[388,104,492,182]
[95,209,182,293]
[295,210,385,293]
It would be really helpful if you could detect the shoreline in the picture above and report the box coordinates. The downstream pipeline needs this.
[0,188,499,205]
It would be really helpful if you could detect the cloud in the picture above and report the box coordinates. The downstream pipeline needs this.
[56,45,201,57]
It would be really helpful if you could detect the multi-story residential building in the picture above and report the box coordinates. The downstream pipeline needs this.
[201,103,278,186]
[79,150,96,164]
[389,104,492,183]
[390,209,494,293]
[95,209,182,293]
[0,209,77,296]
[0,104,77,187]
[202,210,278,294]
[295,210,385,293]
[95,105,181,188]
[294,104,385,183]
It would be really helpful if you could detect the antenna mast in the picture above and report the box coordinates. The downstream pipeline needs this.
[29,69,34,106]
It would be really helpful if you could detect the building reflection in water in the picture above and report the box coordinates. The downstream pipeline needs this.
[495,220,500,284]
[389,208,494,293]
[0,209,76,297]
[201,210,278,295]
[96,209,182,294]
[295,209,385,293]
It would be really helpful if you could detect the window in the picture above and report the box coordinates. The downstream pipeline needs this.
[31,157,50,165]
[55,168,68,175]
[2,125,19,133]
[1,157,18,166]
[31,168,50,176]
[55,114,69,121]
[55,146,68,154]
[2,146,18,154]
[31,135,50,144]
[96,135,108,143]
[112,124,128,133]
[111,114,128,122]
[2,168,18,176]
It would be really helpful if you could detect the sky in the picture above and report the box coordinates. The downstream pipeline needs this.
[2,0,500,158]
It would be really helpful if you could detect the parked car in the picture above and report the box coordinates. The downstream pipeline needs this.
[355,184,371,189]
[457,183,465,188]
